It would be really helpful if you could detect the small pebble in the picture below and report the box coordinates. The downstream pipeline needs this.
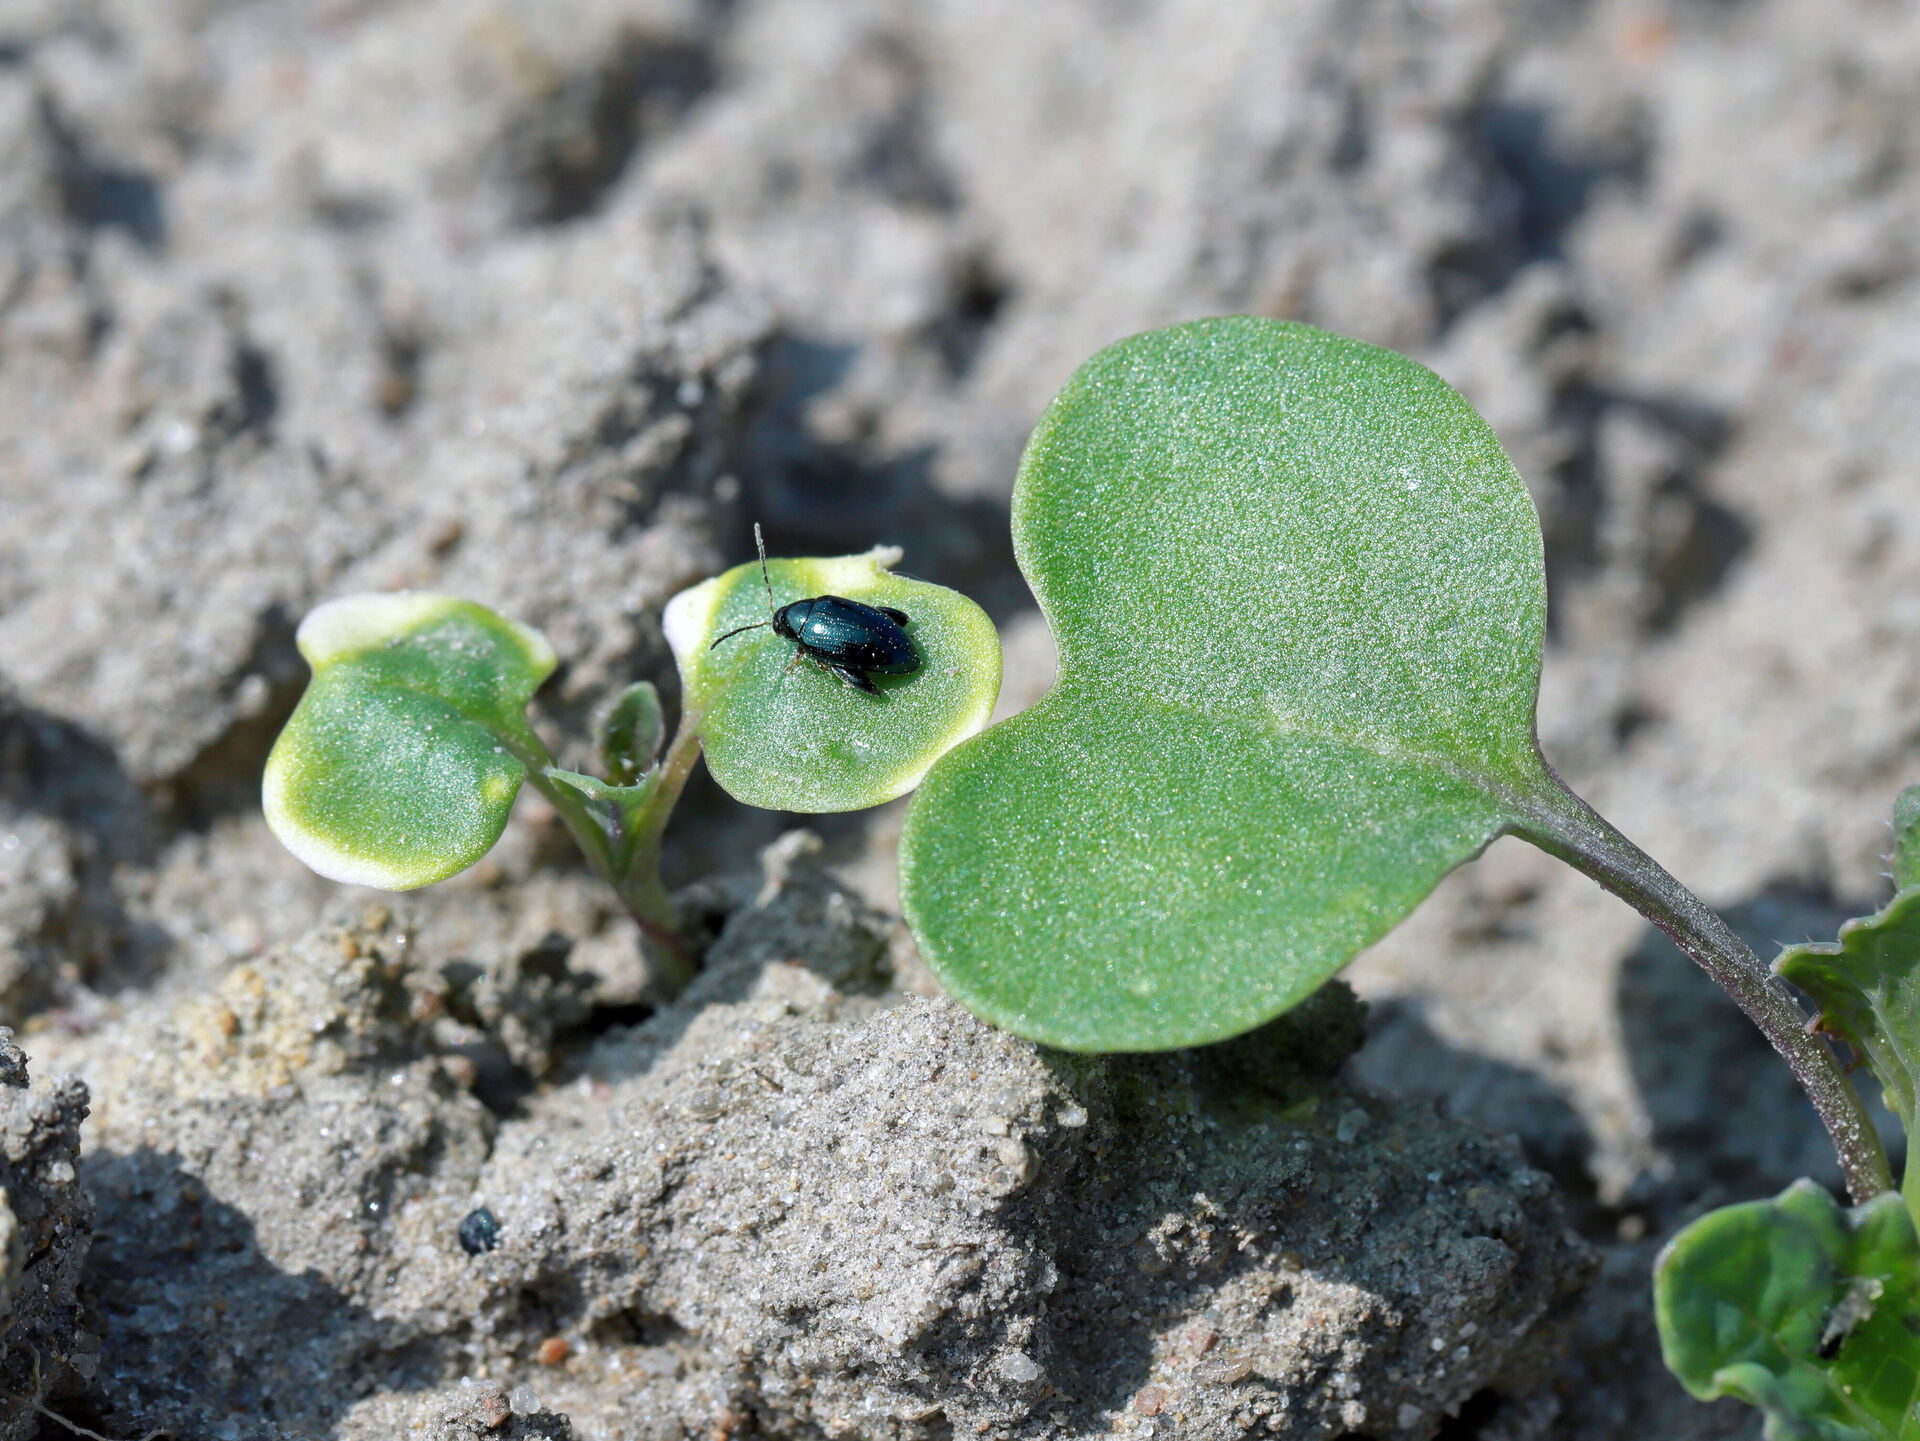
[1133,1386,1170,1417]
[1203,1354,1255,1384]
[638,1348,681,1378]
[1001,1350,1042,1383]
[477,1390,511,1430]
[0,1027,28,1089]
[459,1207,501,1255]
[537,1336,570,1366]
[509,1384,543,1415]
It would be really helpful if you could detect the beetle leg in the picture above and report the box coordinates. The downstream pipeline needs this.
[877,606,910,625]
[821,661,881,695]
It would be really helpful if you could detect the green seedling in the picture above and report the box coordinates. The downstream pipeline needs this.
[1651,791,1920,1438]
[896,316,1916,1434]
[263,545,999,986]
[1655,1180,1920,1439]
[263,313,1920,1432]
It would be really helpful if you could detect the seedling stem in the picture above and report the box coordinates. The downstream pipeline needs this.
[518,706,709,993]
[1510,767,1894,1202]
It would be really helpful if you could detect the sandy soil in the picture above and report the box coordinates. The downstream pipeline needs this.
[4,1,1920,1437]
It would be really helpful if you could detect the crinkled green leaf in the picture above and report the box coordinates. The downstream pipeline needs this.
[663,545,1000,813]
[900,317,1555,1050]
[1894,785,1920,893]
[544,766,658,877]
[1656,1179,1920,1440]
[599,681,665,787]
[1776,887,1920,1192]
[263,593,554,889]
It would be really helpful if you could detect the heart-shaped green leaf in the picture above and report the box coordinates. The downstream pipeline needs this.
[900,317,1554,1050]
[1655,1179,1920,1440]
[263,593,555,889]
[663,544,1001,813]
[1777,887,1920,1200]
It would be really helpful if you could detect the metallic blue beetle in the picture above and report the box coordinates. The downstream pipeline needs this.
[709,525,920,695]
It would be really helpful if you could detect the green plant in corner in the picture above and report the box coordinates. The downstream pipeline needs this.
[263,544,1000,989]
[894,316,1915,1435]
[1654,790,1920,1439]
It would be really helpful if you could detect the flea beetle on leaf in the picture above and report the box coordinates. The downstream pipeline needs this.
[709,525,921,695]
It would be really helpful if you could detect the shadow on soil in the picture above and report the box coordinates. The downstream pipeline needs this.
[1352,996,1599,1221]
[0,692,171,1008]
[1350,884,1885,1440]
[74,1147,439,1440]
[1617,881,1902,1223]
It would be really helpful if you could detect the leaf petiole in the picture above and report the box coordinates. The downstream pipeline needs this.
[1508,768,1894,1203]
[522,701,710,995]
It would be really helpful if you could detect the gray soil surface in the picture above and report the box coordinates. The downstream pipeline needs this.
[3,0,1919,1437]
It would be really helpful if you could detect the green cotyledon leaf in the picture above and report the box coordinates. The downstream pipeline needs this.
[1656,1179,1920,1441]
[662,544,1001,812]
[263,593,554,890]
[899,316,1558,1051]
[1776,885,1920,1202]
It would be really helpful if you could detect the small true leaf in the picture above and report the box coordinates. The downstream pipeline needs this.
[663,544,1000,812]
[543,766,657,877]
[1894,785,1920,893]
[263,593,554,889]
[900,317,1555,1050]
[1655,1179,1920,1440]
[599,681,665,786]
[1776,886,1920,1191]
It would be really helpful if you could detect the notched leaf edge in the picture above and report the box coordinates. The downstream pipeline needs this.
[1774,886,1920,1148]
[1655,1179,1920,1441]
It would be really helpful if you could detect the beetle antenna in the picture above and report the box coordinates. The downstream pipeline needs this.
[755,522,775,618]
[709,620,773,650]
[711,526,781,651]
